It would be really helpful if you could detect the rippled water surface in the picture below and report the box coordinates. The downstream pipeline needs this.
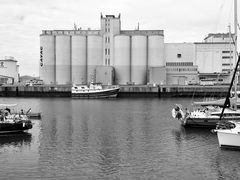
[0,97,240,180]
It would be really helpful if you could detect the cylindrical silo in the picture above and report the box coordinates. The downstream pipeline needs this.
[40,35,55,84]
[71,36,87,84]
[131,35,147,85]
[55,35,71,84]
[114,35,130,85]
[87,35,103,83]
[148,35,164,67]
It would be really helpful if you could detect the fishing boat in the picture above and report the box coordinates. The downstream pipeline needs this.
[0,104,32,133]
[213,0,240,149]
[72,83,120,98]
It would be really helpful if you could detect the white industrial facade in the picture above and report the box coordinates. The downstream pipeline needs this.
[40,14,234,85]
[40,14,164,85]
[165,33,234,85]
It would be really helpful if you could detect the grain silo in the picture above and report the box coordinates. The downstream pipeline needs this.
[87,35,103,83]
[131,35,147,84]
[55,35,71,84]
[114,35,130,84]
[148,35,164,67]
[40,35,55,84]
[71,36,87,84]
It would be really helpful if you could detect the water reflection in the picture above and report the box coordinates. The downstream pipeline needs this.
[0,132,32,148]
[96,106,121,178]
[1,97,240,179]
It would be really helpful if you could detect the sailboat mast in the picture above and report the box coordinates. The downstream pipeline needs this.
[234,0,238,102]
[229,25,232,71]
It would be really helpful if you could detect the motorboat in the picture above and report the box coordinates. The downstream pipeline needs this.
[214,121,240,148]
[19,108,41,119]
[71,83,120,98]
[172,104,240,128]
[0,104,32,134]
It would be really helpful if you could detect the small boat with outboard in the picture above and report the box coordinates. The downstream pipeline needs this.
[0,104,32,133]
[72,83,120,98]
[19,109,41,119]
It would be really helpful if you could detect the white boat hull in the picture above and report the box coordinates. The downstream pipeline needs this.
[72,87,120,98]
[217,130,240,148]
[216,129,240,148]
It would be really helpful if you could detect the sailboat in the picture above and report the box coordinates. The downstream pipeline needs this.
[172,0,240,128]
[172,103,240,128]
[214,55,240,148]
[213,0,240,148]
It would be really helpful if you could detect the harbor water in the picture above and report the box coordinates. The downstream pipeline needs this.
[0,97,240,179]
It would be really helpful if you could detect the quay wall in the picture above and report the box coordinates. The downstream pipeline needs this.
[0,85,231,98]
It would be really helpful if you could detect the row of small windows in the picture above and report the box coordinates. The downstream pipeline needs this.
[105,48,110,55]
[222,63,233,66]
[222,51,233,53]
[167,68,197,72]
[166,62,193,66]
[222,69,231,72]
[222,56,233,59]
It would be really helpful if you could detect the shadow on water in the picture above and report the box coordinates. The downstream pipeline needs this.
[172,126,217,151]
[172,126,214,141]
[0,132,32,147]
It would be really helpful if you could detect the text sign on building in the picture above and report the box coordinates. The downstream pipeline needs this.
[40,46,43,67]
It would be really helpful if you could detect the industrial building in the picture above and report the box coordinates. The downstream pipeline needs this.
[40,14,234,85]
[166,33,234,85]
[40,14,164,85]
[0,56,19,84]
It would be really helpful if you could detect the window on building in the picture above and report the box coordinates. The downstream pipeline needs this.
[177,54,182,58]
[108,37,110,43]
[105,37,107,43]
[105,59,107,65]
[105,49,107,55]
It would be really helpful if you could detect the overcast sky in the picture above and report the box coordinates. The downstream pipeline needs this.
[0,0,236,76]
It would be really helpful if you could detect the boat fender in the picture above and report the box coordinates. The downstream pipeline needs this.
[176,111,183,120]
[172,108,184,120]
